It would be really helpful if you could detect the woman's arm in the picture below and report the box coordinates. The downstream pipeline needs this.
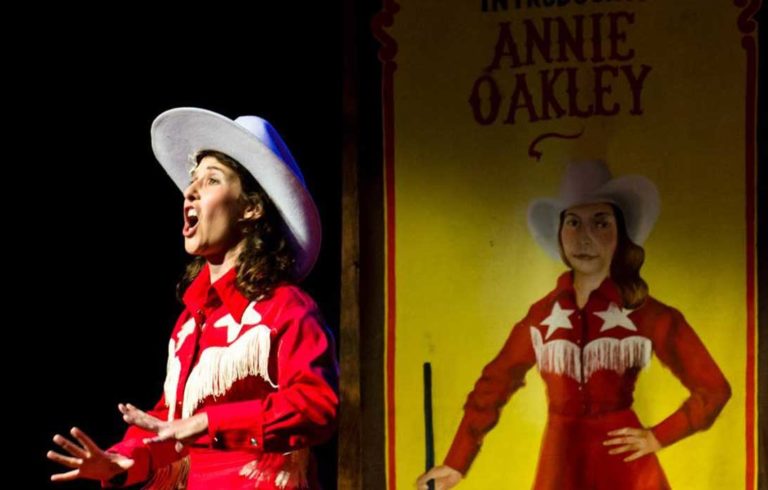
[441,315,537,476]
[646,304,731,448]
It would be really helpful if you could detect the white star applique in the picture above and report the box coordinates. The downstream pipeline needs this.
[214,314,243,343]
[241,301,262,325]
[594,302,637,332]
[214,302,262,343]
[175,318,196,352]
[541,301,575,340]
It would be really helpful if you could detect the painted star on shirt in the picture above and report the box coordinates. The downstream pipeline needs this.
[541,301,575,340]
[595,302,637,332]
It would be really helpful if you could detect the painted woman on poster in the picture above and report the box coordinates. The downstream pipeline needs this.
[417,161,730,490]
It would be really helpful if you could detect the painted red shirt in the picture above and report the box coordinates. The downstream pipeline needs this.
[444,272,730,482]
[107,264,338,489]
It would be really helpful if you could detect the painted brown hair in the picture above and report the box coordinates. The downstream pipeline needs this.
[177,150,295,301]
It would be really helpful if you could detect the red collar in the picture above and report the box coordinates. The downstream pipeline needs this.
[182,264,251,323]
[553,271,624,306]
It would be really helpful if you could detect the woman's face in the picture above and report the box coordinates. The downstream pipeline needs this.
[560,202,618,280]
[182,156,249,259]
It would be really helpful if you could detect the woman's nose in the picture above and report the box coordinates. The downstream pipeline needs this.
[183,181,199,200]
[579,228,592,244]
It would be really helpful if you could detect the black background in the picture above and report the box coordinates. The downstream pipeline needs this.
[22,6,345,489]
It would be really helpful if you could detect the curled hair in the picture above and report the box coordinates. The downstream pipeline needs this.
[609,205,648,308]
[177,150,295,301]
[558,204,648,308]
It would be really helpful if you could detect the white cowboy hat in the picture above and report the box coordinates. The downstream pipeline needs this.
[151,107,321,280]
[527,160,660,260]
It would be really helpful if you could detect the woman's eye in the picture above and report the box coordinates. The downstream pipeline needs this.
[207,177,219,185]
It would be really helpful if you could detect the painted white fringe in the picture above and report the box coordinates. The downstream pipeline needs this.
[583,335,651,380]
[239,448,310,489]
[143,456,190,490]
[164,340,181,422]
[182,325,277,418]
[530,328,652,382]
[530,327,582,381]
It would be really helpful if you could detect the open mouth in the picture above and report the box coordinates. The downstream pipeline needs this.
[573,254,598,260]
[183,207,199,237]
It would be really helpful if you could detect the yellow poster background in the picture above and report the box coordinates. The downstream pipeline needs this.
[386,1,753,489]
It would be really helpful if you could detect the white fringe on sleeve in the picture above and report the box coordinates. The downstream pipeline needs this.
[239,447,310,489]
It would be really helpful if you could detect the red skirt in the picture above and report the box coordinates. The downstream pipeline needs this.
[188,448,317,490]
[532,410,670,490]
[145,447,317,490]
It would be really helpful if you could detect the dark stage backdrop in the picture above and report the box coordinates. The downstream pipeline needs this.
[23,7,342,489]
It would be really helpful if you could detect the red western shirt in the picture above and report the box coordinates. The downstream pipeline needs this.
[107,264,338,488]
[444,272,731,476]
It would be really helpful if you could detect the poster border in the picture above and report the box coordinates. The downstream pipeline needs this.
[376,2,761,488]
[735,1,761,488]
[373,1,400,487]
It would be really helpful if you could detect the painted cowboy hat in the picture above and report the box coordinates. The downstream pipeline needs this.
[151,107,321,280]
[527,160,660,260]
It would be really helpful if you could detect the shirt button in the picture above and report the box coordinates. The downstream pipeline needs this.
[577,385,583,391]
[213,436,219,443]
[250,437,258,447]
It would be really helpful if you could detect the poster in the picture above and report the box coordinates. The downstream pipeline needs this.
[378,1,759,488]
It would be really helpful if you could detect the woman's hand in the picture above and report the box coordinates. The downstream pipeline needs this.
[604,427,661,462]
[118,403,165,432]
[142,413,209,445]
[119,403,208,451]
[416,465,462,490]
[47,427,134,482]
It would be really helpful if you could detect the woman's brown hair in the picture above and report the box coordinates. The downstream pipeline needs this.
[559,204,649,308]
[609,205,649,308]
[177,150,295,302]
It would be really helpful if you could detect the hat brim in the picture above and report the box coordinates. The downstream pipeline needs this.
[527,175,660,261]
[151,108,321,280]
